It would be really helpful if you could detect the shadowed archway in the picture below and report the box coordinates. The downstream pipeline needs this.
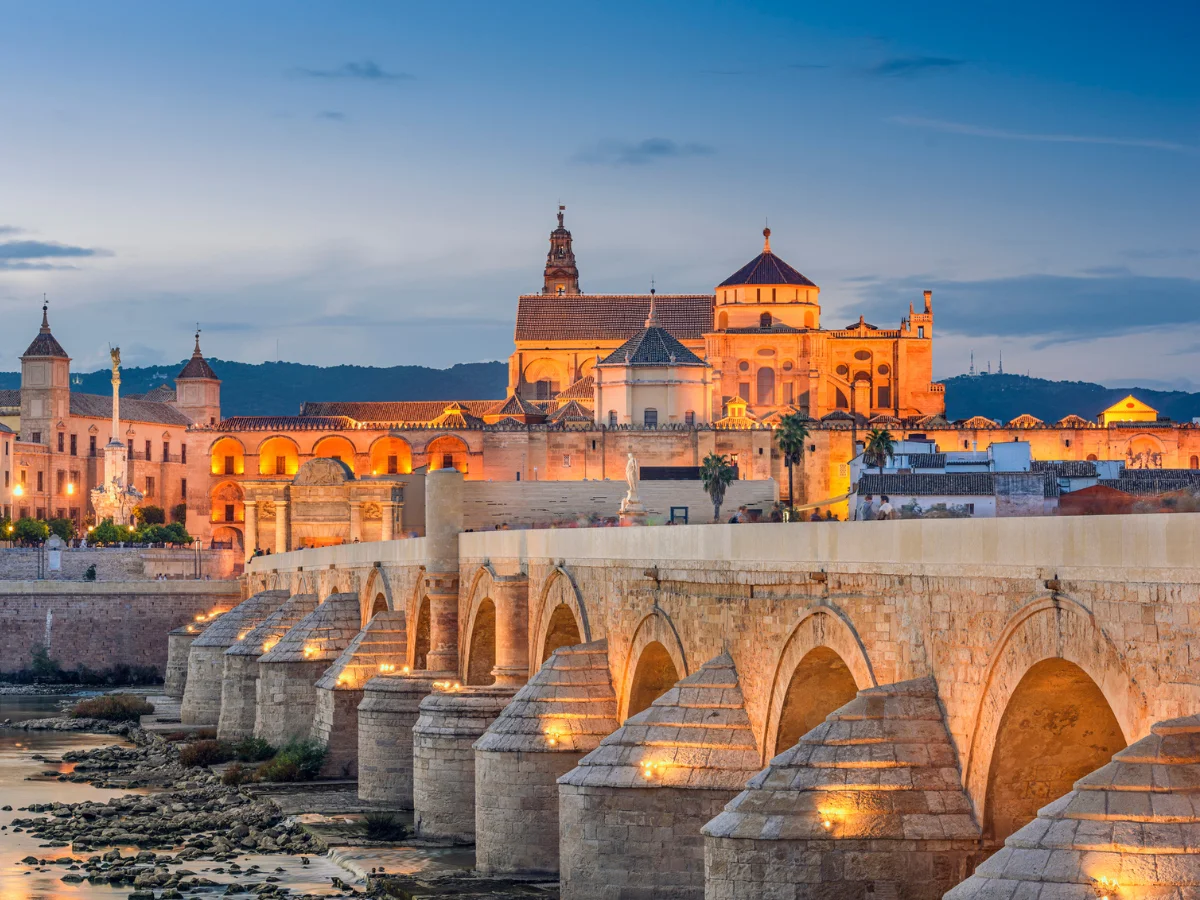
[626,641,680,720]
[773,646,860,756]
[541,603,583,663]
[984,658,1126,844]
[466,598,496,685]
[413,598,431,671]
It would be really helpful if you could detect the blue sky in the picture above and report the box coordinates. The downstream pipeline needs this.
[0,1,1197,386]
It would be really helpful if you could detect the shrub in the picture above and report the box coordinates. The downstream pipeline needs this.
[222,763,250,786]
[179,739,234,768]
[163,522,193,545]
[70,694,155,722]
[84,564,97,581]
[135,505,166,526]
[229,737,275,762]
[30,645,60,678]
[48,518,75,542]
[254,740,326,783]
[90,520,134,546]
[170,503,188,525]
[361,811,409,841]
[13,517,49,545]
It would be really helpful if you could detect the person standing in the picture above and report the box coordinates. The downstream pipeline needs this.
[877,495,894,520]
[856,494,876,521]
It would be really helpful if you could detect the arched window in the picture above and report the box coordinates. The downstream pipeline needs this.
[760,312,772,328]
[1086,454,1098,462]
[608,410,617,428]
[643,408,658,428]
[717,311,729,330]
[757,367,775,405]
[1191,455,1199,470]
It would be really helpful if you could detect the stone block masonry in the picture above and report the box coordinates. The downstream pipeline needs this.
[357,674,438,809]
[0,580,240,676]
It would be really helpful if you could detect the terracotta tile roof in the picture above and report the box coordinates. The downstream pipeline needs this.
[908,453,946,468]
[858,473,995,496]
[718,251,816,288]
[431,401,485,428]
[598,325,707,368]
[1031,460,1096,477]
[549,399,594,423]
[958,415,999,428]
[215,415,359,431]
[299,400,496,423]
[1006,413,1044,427]
[556,374,595,399]
[486,394,546,418]
[515,294,712,342]
[0,389,20,409]
[1056,414,1094,428]
[70,392,194,427]
[179,355,218,380]
[128,384,177,403]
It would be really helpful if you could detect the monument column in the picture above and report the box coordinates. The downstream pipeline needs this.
[490,573,529,688]
[275,499,288,553]
[424,572,460,675]
[244,500,258,561]
[422,468,463,675]
[349,499,363,543]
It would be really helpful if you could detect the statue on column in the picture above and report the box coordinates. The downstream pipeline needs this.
[619,450,647,525]
[110,346,121,378]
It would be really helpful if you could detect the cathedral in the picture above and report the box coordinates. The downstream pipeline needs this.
[510,209,945,425]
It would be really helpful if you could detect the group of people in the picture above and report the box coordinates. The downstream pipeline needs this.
[855,494,896,521]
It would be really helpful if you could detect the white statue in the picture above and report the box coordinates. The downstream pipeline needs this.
[624,451,640,504]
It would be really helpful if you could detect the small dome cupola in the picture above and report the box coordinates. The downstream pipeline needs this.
[177,329,218,381]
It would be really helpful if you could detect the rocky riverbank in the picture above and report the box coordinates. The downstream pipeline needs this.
[5,728,359,899]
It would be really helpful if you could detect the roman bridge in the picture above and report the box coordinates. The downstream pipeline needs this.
[178,469,1200,898]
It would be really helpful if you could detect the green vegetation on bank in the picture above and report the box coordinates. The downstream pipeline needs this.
[1,645,160,686]
[178,736,327,784]
[69,694,155,722]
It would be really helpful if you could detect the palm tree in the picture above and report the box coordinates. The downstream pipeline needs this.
[863,428,895,475]
[775,412,810,514]
[699,452,738,523]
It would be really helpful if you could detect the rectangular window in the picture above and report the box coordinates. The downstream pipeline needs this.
[20,469,27,485]
[442,453,454,469]
[877,386,891,408]
[224,503,234,522]
[562,454,571,468]
[224,455,234,475]
[37,471,44,492]
[276,455,286,475]
[70,470,79,491]
[57,433,64,453]
[644,408,658,428]
[145,440,152,461]
[56,507,65,520]
[31,431,41,444]
[163,440,170,461]
[684,410,696,426]
[738,383,750,402]
[181,444,187,464]
[965,503,975,515]
[181,478,187,499]
[3,472,7,487]
[70,434,77,456]
[918,326,925,338]
[146,476,155,497]
[56,470,65,495]
[89,436,97,456]
[69,507,79,522]
[608,411,617,428]
[19,507,28,520]
[387,454,398,475]
[36,507,44,521]
[783,383,794,404]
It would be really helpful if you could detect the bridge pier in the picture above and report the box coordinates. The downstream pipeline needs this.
[412,686,514,841]
[165,622,203,699]
[703,677,983,900]
[474,639,619,876]
[558,652,761,900]
[181,589,289,726]
[217,592,317,741]
[253,592,360,746]
[312,609,408,778]
[357,674,438,807]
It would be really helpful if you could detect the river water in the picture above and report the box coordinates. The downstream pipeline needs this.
[0,694,350,900]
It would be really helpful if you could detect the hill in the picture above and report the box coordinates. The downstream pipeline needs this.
[0,359,509,418]
[941,373,1200,424]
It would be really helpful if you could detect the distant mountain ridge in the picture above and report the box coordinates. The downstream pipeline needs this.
[0,359,509,418]
[1,362,1195,425]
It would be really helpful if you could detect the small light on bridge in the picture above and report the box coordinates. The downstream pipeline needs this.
[378,662,396,674]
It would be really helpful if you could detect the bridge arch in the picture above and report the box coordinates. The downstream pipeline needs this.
[361,567,394,625]
[618,610,689,722]
[963,595,1147,838]
[762,604,877,762]
[531,568,590,669]
[404,567,430,670]
[462,567,497,686]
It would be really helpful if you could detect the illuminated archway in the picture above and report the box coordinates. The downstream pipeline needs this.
[756,367,775,405]
[210,437,245,476]
[370,593,388,618]
[773,647,859,756]
[210,481,244,525]
[626,641,679,719]
[257,436,300,476]
[522,358,566,401]
[984,658,1125,843]
[369,436,412,475]
[212,525,243,551]
[465,599,496,686]
[541,604,582,662]
[426,434,469,473]
[312,435,358,474]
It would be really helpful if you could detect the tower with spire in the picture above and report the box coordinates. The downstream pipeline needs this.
[19,302,71,445]
[543,205,581,295]
[174,329,222,425]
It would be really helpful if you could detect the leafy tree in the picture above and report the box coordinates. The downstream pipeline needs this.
[0,516,11,541]
[47,518,76,542]
[774,412,811,514]
[134,505,165,526]
[863,428,896,475]
[699,452,738,524]
[13,517,49,545]
[163,522,193,545]
[170,503,188,525]
[91,520,133,546]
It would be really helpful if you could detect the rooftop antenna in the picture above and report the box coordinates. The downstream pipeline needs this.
[969,351,976,377]
[998,351,1004,375]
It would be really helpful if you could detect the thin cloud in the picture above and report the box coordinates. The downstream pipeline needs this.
[889,116,1196,153]
[0,240,109,260]
[293,60,412,82]
[0,226,20,236]
[573,138,715,167]
[0,261,80,271]
[868,57,964,78]
[316,110,348,122]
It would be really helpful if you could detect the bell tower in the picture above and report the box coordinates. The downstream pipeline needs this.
[174,329,222,426]
[542,205,581,295]
[19,302,71,444]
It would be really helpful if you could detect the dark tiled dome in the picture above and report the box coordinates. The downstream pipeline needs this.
[23,305,69,359]
[718,228,816,288]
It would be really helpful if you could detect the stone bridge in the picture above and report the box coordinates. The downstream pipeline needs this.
[178,469,1200,898]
